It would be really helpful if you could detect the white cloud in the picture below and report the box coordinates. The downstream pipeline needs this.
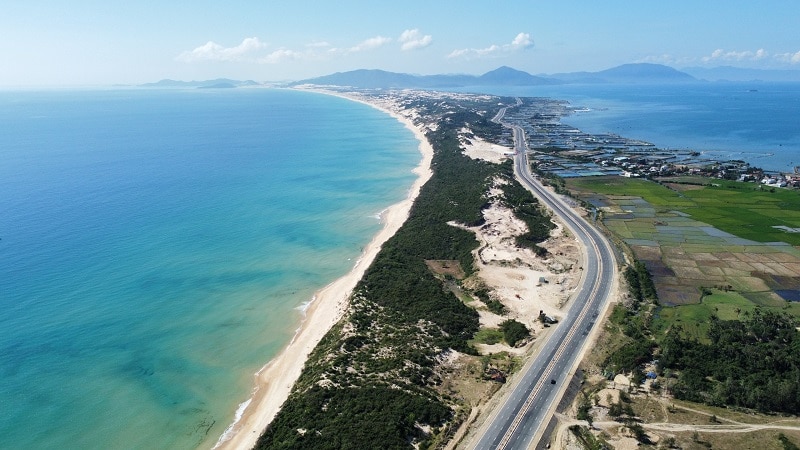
[776,50,800,64]
[348,36,392,53]
[399,29,433,51]
[511,32,533,49]
[642,48,800,68]
[177,33,406,66]
[447,32,533,59]
[259,49,302,64]
[176,37,268,62]
[702,48,769,63]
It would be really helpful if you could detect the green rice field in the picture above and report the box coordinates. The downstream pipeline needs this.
[565,175,800,333]
[570,176,800,245]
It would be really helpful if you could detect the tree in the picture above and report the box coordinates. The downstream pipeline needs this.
[499,319,530,346]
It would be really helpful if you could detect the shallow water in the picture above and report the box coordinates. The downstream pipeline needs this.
[0,88,420,449]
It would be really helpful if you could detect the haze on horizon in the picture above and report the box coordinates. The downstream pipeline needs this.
[3,0,799,87]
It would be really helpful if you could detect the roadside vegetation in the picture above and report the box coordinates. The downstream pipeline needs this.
[255,93,554,449]
[554,173,800,448]
[609,264,800,414]
[562,256,800,450]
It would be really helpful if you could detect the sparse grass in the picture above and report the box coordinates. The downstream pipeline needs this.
[604,392,800,450]
[470,328,503,345]
[654,289,800,342]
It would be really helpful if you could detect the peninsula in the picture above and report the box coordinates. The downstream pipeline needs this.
[214,88,587,449]
[215,86,800,450]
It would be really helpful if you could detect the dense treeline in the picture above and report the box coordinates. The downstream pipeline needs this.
[257,385,450,450]
[623,261,657,305]
[255,95,555,449]
[661,309,800,414]
[608,258,800,414]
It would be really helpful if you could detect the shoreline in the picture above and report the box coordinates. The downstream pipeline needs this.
[213,88,434,450]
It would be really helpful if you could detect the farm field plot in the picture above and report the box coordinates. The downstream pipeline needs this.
[573,176,800,246]
[567,176,800,316]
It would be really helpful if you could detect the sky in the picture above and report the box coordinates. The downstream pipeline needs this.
[2,0,799,86]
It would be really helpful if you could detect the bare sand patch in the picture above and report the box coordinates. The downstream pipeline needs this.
[461,193,581,339]
[459,127,513,163]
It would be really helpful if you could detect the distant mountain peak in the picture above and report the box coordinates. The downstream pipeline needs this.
[290,63,698,89]
[479,66,556,85]
[292,66,557,89]
[598,63,695,79]
[549,63,696,84]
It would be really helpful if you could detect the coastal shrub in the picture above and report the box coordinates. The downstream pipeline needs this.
[484,299,507,315]
[499,319,530,346]
[256,94,557,449]
[256,385,450,450]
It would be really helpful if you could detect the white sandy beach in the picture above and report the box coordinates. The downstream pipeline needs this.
[213,89,434,450]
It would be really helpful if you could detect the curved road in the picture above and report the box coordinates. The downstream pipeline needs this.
[465,103,617,449]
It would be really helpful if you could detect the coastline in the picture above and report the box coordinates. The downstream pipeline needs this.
[213,88,434,450]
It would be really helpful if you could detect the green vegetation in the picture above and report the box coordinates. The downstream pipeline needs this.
[661,308,800,414]
[606,305,655,374]
[608,258,800,415]
[255,95,555,449]
[654,289,758,342]
[531,165,567,195]
[471,328,504,345]
[567,174,800,416]
[568,176,800,245]
[575,392,594,427]
[780,433,800,450]
[567,425,610,450]
[499,319,529,347]
[603,260,659,375]
[624,261,658,305]
[500,161,555,254]
[474,288,506,315]
[258,386,450,449]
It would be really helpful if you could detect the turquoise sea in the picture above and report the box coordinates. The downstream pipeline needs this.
[0,88,420,449]
[469,82,800,173]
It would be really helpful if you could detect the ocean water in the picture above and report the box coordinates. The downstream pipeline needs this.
[467,82,800,172]
[0,88,420,449]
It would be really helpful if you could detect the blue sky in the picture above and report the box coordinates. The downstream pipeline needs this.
[2,0,799,86]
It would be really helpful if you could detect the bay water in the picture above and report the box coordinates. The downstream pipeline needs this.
[469,82,800,173]
[0,88,420,449]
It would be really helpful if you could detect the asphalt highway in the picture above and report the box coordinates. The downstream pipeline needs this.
[465,104,617,449]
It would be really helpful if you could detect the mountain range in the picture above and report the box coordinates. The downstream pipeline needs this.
[141,63,800,90]
[290,63,698,88]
